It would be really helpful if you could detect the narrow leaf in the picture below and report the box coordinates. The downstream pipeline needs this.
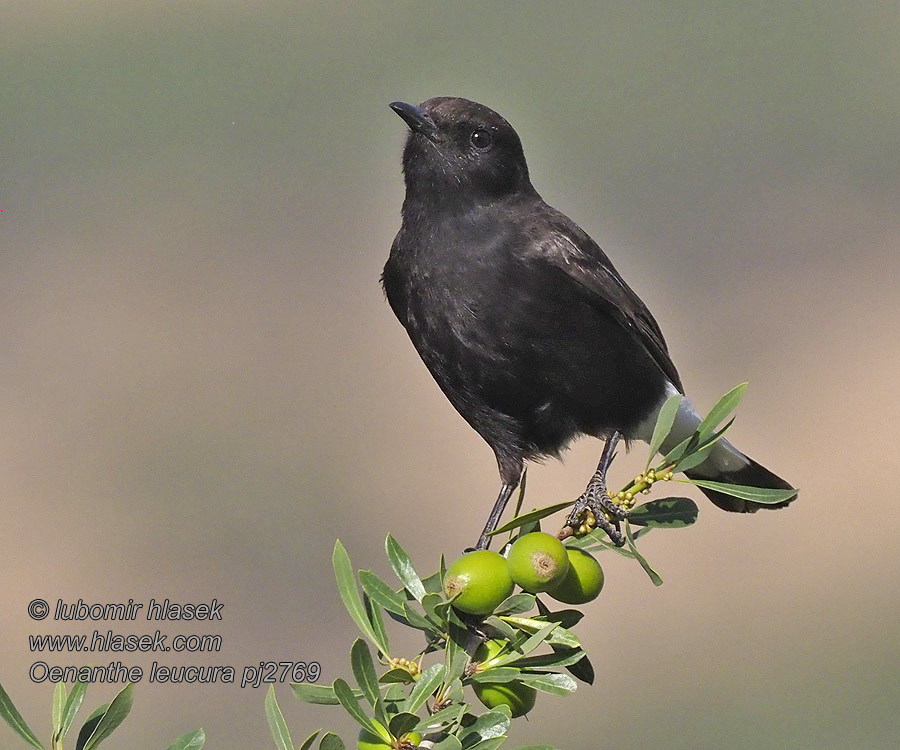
[459,710,510,743]
[388,713,418,739]
[624,521,663,586]
[298,730,320,750]
[166,729,206,750]
[646,393,683,468]
[82,683,133,750]
[516,672,577,696]
[358,571,407,615]
[265,686,293,750]
[696,383,747,444]
[385,535,426,601]
[0,679,44,749]
[685,479,798,504]
[490,501,573,536]
[318,733,345,750]
[332,679,376,733]
[493,593,535,616]
[628,497,698,528]
[363,594,390,657]
[52,682,66,740]
[403,663,444,714]
[290,683,363,705]
[333,541,380,647]
[75,703,108,750]
[57,680,87,743]
[350,639,380,709]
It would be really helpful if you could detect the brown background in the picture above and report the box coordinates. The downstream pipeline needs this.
[2,2,898,748]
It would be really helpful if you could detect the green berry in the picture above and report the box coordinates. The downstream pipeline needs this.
[473,680,537,717]
[444,550,514,615]
[548,548,604,604]
[506,532,570,593]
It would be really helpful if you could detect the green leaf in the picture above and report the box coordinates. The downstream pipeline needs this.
[646,393,683,468]
[388,713,418,739]
[0,679,44,749]
[493,593,535,616]
[166,729,206,750]
[671,418,734,473]
[265,686,293,750]
[565,529,636,558]
[517,672,577,696]
[52,682,66,740]
[75,703,108,750]
[489,501,573,536]
[459,710,510,744]
[292,683,359,705]
[56,680,87,743]
[350,639,380,709]
[481,616,518,642]
[684,479,798,504]
[403,663,444,714]
[332,679,378,734]
[421,568,444,595]
[385,535,426,601]
[333,541,380,647]
[379,668,416,685]
[507,648,586,669]
[500,617,579,648]
[413,703,465,734]
[468,668,520,683]
[358,571,407,615]
[432,735,463,750]
[628,497,698,527]
[624,521,663,586]
[696,383,747,445]
[532,602,583,629]
[364,594,390,657]
[564,648,594,685]
[81,683,133,750]
[318,733,345,750]
[421,592,446,628]
[298,730,320,750]
[468,739,507,750]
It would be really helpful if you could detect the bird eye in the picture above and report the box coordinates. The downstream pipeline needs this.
[470,128,493,149]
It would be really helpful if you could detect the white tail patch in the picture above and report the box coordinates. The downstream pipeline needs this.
[632,382,750,476]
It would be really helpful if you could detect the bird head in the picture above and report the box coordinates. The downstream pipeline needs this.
[390,97,533,203]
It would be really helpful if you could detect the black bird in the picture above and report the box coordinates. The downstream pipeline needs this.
[383,97,796,550]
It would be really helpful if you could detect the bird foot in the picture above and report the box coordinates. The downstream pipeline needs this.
[565,481,627,547]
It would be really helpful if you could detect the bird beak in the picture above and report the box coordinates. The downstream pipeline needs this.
[390,101,438,139]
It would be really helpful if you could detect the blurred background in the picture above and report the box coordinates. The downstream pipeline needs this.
[2,2,898,748]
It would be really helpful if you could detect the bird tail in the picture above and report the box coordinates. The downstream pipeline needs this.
[653,393,798,513]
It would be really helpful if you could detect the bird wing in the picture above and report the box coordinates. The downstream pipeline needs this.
[531,217,684,393]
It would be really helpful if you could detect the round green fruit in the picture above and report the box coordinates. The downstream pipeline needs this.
[473,680,537,718]
[398,732,422,749]
[548,548,604,604]
[506,532,570,593]
[444,550,514,615]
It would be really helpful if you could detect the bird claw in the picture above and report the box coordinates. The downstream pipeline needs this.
[566,482,627,547]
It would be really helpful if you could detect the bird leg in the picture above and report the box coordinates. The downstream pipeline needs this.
[474,481,519,551]
[565,431,627,546]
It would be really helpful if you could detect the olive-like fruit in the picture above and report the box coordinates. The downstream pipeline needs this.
[473,680,537,718]
[506,532,570,593]
[548,548,604,604]
[443,550,514,615]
